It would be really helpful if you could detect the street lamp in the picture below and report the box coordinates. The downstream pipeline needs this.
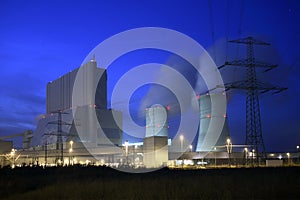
[297,145,299,164]
[226,138,232,167]
[189,145,193,152]
[287,152,290,166]
[10,149,16,168]
[214,147,217,168]
[69,140,73,165]
[180,135,184,152]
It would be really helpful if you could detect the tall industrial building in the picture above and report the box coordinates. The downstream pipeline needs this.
[34,60,122,151]
[196,93,230,152]
[143,105,168,168]
[46,60,107,113]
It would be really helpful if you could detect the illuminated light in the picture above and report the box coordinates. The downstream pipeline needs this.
[180,135,184,141]
[94,104,97,108]
[226,138,231,144]
[244,148,248,152]
[223,113,227,118]
[297,145,299,149]
[168,125,170,128]
[166,105,171,111]
[196,94,200,99]
[206,114,211,118]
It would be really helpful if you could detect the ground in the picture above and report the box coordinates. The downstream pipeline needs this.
[0,166,299,199]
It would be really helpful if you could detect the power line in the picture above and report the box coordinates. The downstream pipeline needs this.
[208,0,217,62]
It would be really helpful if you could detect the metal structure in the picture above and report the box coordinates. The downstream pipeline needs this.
[218,37,287,162]
[43,110,72,164]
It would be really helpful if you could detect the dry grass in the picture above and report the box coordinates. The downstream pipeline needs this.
[0,166,299,199]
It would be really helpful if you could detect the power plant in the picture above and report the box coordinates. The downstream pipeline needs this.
[0,47,292,169]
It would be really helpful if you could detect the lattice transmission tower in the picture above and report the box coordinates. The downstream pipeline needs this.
[44,110,72,165]
[219,37,287,162]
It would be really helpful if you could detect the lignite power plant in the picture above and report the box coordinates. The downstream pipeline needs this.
[0,58,232,168]
[0,37,290,168]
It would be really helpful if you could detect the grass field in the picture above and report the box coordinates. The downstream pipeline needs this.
[0,166,299,199]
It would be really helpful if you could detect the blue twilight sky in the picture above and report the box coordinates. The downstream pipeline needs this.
[0,0,299,152]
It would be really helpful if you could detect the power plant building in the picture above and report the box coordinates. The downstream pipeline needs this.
[34,60,122,152]
[46,60,107,113]
[2,60,236,168]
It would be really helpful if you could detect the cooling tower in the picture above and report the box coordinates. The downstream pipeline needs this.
[143,105,168,168]
[196,93,230,152]
[145,105,168,137]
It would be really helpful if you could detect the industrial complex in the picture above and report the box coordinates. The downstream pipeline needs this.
[0,46,296,169]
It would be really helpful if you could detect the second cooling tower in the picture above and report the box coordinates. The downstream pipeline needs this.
[196,93,230,152]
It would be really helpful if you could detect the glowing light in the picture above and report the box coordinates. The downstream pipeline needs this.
[223,113,226,118]
[180,135,184,141]
[206,114,211,118]
[226,139,231,145]
[166,105,171,111]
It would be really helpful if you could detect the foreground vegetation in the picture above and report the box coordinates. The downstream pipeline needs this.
[0,166,299,199]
